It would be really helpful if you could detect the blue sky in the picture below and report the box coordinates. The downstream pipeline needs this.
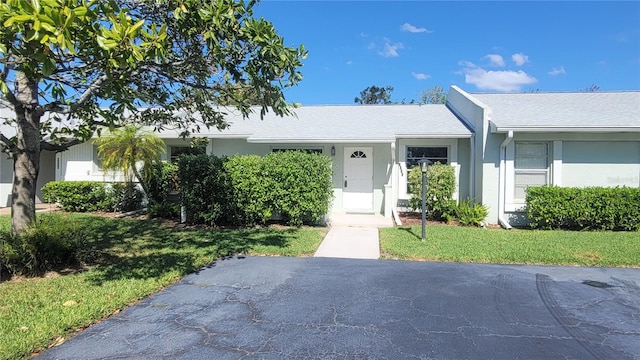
[253,1,640,105]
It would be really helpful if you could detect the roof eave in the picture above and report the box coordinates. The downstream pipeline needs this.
[491,126,640,133]
[246,138,395,144]
[394,133,472,139]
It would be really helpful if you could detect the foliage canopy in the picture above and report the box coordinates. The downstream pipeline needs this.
[0,0,306,234]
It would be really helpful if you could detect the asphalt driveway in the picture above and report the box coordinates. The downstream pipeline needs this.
[38,257,640,359]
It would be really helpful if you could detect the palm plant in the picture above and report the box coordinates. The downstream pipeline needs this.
[93,125,166,202]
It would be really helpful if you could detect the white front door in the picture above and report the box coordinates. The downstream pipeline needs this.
[343,147,373,211]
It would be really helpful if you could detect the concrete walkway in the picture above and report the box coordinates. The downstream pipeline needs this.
[314,213,394,260]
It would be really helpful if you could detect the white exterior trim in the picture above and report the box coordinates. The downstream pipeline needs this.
[553,141,563,186]
[397,138,460,200]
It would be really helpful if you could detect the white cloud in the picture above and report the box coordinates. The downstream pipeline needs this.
[484,54,505,67]
[378,38,404,57]
[548,66,566,76]
[461,62,537,92]
[512,53,529,66]
[411,72,430,80]
[401,23,431,33]
[346,61,353,65]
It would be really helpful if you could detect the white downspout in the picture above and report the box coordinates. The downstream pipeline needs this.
[498,131,513,229]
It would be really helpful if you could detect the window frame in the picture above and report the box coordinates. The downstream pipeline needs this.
[398,140,457,200]
[168,145,206,163]
[271,147,324,155]
[513,141,550,203]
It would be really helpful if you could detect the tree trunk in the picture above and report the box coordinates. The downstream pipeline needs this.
[11,72,42,236]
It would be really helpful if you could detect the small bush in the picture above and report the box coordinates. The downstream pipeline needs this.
[145,162,178,204]
[106,182,144,212]
[456,198,489,227]
[42,181,142,212]
[178,154,235,226]
[148,201,180,219]
[0,215,89,277]
[408,164,457,221]
[264,151,333,226]
[526,186,640,231]
[42,181,108,212]
[224,155,272,226]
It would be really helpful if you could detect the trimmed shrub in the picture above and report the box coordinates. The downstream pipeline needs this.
[42,181,143,212]
[224,155,272,226]
[42,181,109,212]
[456,198,489,227]
[0,215,89,277]
[526,186,640,231]
[263,151,333,226]
[177,154,235,226]
[178,152,333,227]
[408,164,457,221]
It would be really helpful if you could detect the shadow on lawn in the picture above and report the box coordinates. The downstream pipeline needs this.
[398,226,421,240]
[70,216,296,285]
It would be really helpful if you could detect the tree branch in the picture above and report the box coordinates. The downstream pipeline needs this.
[41,138,83,152]
[0,133,16,152]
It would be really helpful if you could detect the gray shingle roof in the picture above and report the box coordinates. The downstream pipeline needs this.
[186,104,472,142]
[471,91,640,132]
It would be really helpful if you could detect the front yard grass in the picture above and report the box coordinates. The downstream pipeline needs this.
[380,225,640,267]
[0,213,325,360]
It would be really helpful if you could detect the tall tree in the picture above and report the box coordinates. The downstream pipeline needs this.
[0,0,306,235]
[354,85,394,104]
[93,125,165,200]
[419,86,446,104]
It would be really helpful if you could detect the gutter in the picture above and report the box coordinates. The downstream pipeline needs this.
[498,131,513,230]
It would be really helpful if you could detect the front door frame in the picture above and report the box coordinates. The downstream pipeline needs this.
[342,146,374,211]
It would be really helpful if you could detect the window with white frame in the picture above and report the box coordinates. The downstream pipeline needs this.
[271,148,323,155]
[514,142,550,202]
[406,146,448,168]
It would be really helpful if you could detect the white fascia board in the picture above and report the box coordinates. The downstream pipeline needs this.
[158,133,251,139]
[394,133,472,139]
[491,126,640,133]
[246,138,394,144]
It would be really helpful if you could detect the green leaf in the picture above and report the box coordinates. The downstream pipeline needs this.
[96,35,117,50]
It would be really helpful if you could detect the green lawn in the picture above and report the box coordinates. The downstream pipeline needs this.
[380,225,640,267]
[0,213,325,360]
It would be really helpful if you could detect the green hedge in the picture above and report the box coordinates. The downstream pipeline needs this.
[178,152,333,227]
[177,155,235,226]
[408,164,457,221]
[41,181,143,212]
[526,186,640,231]
[144,162,178,204]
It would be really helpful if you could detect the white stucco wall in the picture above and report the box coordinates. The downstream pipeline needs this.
[0,155,13,206]
[503,133,640,226]
[57,142,124,182]
[562,141,640,188]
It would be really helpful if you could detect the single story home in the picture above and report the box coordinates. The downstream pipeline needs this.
[2,86,639,227]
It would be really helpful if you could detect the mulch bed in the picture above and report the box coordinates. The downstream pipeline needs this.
[396,212,461,227]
